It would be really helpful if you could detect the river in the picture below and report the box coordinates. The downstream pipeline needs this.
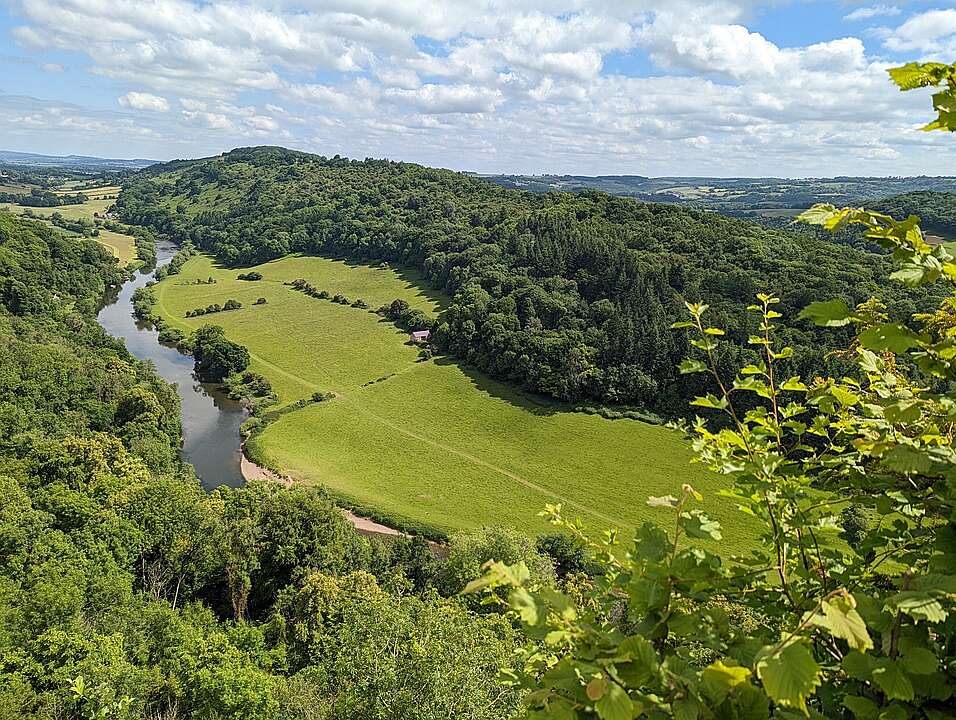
[96,239,246,489]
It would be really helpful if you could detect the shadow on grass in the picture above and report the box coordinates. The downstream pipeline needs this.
[431,355,564,417]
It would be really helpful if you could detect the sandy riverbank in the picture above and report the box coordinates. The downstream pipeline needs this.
[240,447,406,538]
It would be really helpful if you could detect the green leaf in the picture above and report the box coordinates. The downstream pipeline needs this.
[843,650,877,681]
[755,641,821,714]
[594,680,635,720]
[885,591,949,623]
[882,447,932,475]
[691,394,728,410]
[858,324,922,355]
[781,376,808,392]
[888,61,951,90]
[509,587,544,626]
[901,646,938,675]
[871,660,914,701]
[884,400,921,425]
[673,697,700,720]
[615,635,658,687]
[461,560,530,594]
[587,674,607,700]
[796,204,840,227]
[842,696,879,720]
[681,510,723,541]
[889,264,932,287]
[702,659,752,703]
[679,359,708,375]
[798,299,852,327]
[830,386,859,407]
[809,595,873,651]
[627,577,669,613]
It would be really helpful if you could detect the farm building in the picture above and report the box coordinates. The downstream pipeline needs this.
[409,330,431,343]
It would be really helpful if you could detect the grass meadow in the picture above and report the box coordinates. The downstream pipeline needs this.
[155,253,755,546]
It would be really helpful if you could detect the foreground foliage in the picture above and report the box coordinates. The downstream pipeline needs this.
[467,63,956,720]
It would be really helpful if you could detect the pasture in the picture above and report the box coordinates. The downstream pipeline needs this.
[154,253,753,545]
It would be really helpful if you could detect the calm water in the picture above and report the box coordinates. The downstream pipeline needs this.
[97,240,246,488]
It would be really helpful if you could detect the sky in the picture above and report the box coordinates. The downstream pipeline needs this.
[1,0,956,176]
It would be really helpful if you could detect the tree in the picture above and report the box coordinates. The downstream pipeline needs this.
[191,324,250,381]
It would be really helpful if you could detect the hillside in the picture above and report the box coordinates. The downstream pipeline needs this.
[149,252,753,540]
[116,146,930,415]
[873,190,956,240]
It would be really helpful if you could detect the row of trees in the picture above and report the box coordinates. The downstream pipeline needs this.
[0,187,86,206]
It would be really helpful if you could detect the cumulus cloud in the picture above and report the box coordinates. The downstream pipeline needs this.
[844,5,900,22]
[118,91,170,112]
[5,0,956,174]
[385,84,503,114]
[883,9,956,57]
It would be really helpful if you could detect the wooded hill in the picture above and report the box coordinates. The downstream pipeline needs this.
[874,190,956,238]
[116,147,929,414]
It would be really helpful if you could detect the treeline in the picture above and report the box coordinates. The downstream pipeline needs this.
[115,146,933,415]
[874,190,956,238]
[0,188,86,206]
[0,208,584,718]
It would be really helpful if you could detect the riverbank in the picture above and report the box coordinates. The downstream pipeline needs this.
[240,445,413,539]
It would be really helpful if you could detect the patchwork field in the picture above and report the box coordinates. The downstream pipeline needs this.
[1,193,136,264]
[154,253,755,545]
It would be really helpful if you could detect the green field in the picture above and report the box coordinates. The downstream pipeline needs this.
[1,193,136,265]
[155,253,754,544]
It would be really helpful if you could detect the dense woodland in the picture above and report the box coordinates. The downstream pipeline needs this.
[0,209,577,718]
[874,190,956,238]
[115,147,935,414]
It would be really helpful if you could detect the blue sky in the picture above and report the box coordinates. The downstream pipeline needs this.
[1,0,955,175]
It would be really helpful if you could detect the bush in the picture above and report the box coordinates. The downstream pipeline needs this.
[237,271,263,281]
[254,297,267,305]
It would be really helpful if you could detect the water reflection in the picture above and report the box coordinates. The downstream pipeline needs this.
[96,240,246,489]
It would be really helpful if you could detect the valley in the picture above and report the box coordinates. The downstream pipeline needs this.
[152,251,751,543]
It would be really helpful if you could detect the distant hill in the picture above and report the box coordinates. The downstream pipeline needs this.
[477,173,956,210]
[0,149,158,172]
[873,190,956,241]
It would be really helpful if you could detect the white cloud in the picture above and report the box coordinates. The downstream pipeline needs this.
[244,115,279,131]
[40,62,63,72]
[5,0,956,175]
[118,91,170,112]
[883,9,956,56]
[844,5,900,22]
[385,83,503,114]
